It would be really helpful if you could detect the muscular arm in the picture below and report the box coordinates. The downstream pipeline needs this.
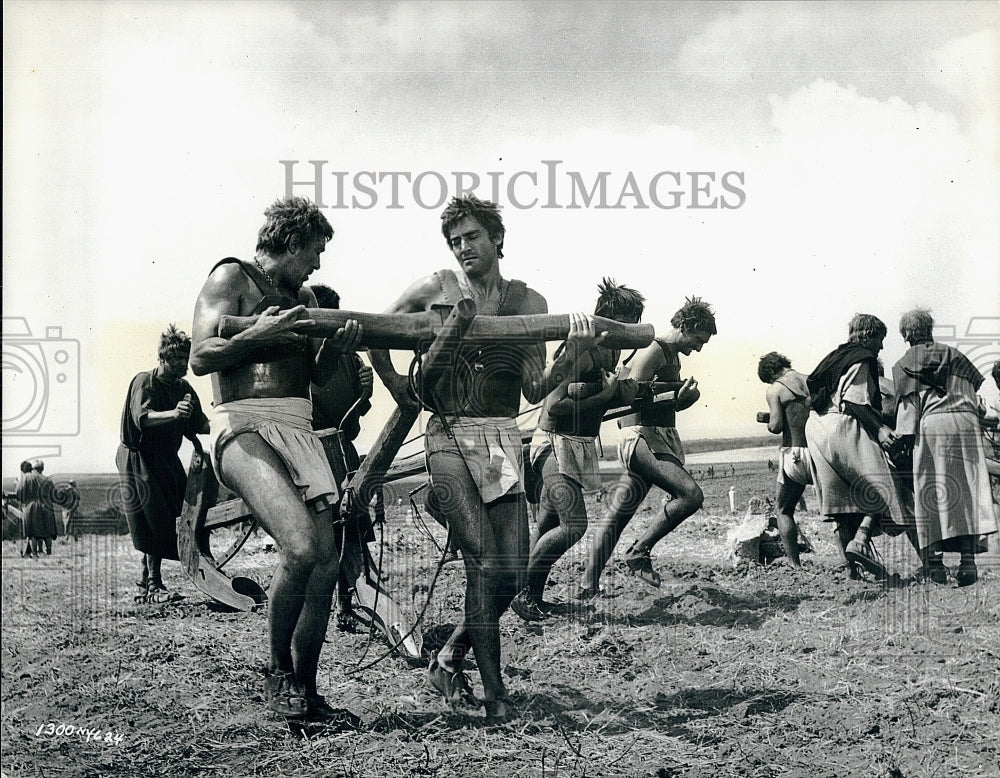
[544,350,605,416]
[189,263,316,376]
[368,275,442,406]
[765,384,786,435]
[519,293,607,404]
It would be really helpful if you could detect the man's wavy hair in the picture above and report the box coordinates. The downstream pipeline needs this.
[440,196,505,258]
[311,283,341,310]
[158,324,191,362]
[757,352,791,384]
[898,307,934,345]
[594,277,645,322]
[847,313,887,344]
[670,296,717,335]
[256,196,334,255]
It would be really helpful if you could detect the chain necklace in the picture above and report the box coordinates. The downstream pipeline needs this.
[253,257,288,295]
[457,274,509,373]
[459,274,508,316]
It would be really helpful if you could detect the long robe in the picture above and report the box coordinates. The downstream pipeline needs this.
[115,370,207,559]
[805,360,910,528]
[894,344,997,549]
[16,471,57,539]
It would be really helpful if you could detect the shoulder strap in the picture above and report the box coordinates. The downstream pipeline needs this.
[210,257,271,298]
[499,279,527,315]
[434,269,465,306]
[775,376,807,399]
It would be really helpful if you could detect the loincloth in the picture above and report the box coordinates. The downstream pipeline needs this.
[618,425,685,470]
[212,397,339,504]
[425,415,524,504]
[531,431,601,492]
[778,446,813,487]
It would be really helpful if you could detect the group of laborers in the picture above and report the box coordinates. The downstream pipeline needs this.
[758,312,997,585]
[110,193,997,728]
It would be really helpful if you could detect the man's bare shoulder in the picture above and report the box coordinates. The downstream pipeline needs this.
[785,370,810,393]
[200,260,252,297]
[387,273,446,313]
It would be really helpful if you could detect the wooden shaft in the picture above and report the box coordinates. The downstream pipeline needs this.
[602,391,677,422]
[218,308,654,350]
[350,300,478,504]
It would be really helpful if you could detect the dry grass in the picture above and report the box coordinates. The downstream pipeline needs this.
[2,463,998,777]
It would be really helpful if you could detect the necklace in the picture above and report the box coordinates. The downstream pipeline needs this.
[253,258,284,294]
[457,276,509,373]
[459,274,508,316]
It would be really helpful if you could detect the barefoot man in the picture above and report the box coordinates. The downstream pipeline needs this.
[191,196,362,720]
[369,195,598,721]
[757,352,812,566]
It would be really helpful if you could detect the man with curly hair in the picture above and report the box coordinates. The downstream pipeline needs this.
[756,352,812,567]
[117,324,210,597]
[579,296,716,593]
[511,278,645,621]
[191,196,362,720]
[369,195,599,721]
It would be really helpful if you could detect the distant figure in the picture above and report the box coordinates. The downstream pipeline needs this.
[24,460,58,555]
[893,308,997,585]
[13,461,35,556]
[59,480,82,539]
[117,324,210,598]
[757,352,812,566]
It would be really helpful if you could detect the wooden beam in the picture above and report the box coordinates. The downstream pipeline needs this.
[218,308,655,350]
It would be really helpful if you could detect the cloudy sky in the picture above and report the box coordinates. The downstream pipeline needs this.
[3,1,998,475]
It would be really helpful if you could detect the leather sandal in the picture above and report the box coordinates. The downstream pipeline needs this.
[306,694,362,727]
[263,670,309,719]
[956,562,978,587]
[427,659,481,714]
[622,552,662,588]
[845,540,888,580]
[484,697,514,723]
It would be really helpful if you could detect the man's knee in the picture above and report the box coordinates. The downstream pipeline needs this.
[563,511,588,543]
[675,481,703,513]
[280,525,333,572]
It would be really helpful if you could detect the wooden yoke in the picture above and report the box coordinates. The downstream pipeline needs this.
[176,299,477,626]
[350,298,478,508]
[180,300,652,638]
[218,309,654,350]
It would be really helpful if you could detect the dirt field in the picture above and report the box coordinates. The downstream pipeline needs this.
[2,463,998,778]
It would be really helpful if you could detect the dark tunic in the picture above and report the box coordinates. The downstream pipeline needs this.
[17,471,57,539]
[431,268,531,418]
[539,345,621,438]
[311,352,371,469]
[115,370,208,559]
